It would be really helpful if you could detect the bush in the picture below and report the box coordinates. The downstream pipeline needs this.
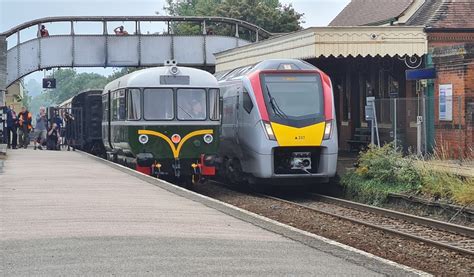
[342,144,474,206]
[342,144,422,205]
[418,164,474,206]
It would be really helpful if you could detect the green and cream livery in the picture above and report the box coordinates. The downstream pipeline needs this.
[101,61,221,182]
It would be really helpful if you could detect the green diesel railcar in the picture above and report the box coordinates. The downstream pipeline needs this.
[102,62,221,184]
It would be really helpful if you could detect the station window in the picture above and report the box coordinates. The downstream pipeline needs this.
[242,88,253,114]
[144,88,174,120]
[127,89,141,120]
[209,89,220,121]
[177,88,206,120]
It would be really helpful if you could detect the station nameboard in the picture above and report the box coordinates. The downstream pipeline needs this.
[405,68,436,80]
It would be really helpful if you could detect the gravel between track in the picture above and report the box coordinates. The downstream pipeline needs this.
[194,182,474,276]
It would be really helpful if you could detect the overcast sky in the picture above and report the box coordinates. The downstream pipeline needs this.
[0,0,350,83]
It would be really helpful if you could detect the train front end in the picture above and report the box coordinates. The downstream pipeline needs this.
[247,61,337,183]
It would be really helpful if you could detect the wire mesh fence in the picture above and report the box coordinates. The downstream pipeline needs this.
[367,96,473,161]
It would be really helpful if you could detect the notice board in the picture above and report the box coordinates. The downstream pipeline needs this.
[439,84,453,121]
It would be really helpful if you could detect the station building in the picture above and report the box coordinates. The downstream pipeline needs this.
[215,0,474,158]
[4,80,25,111]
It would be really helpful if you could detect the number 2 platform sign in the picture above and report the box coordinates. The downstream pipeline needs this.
[42,78,56,89]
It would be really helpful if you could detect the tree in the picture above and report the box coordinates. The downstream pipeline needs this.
[164,0,304,34]
[44,69,109,104]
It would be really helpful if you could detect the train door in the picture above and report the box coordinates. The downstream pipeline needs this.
[102,91,113,151]
[221,85,239,141]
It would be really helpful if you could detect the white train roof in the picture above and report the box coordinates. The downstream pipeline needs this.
[104,66,218,93]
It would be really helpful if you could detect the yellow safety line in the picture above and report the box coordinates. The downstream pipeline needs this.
[138,129,214,159]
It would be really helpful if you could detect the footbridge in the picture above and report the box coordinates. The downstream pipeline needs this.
[0,16,272,90]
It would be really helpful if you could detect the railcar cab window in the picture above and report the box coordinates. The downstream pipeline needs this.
[209,89,220,121]
[177,89,206,120]
[144,88,174,120]
[127,89,141,120]
[262,74,324,125]
[112,89,126,121]
[242,88,254,114]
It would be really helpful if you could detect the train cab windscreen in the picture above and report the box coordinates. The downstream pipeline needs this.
[177,89,207,120]
[144,88,174,120]
[261,73,324,126]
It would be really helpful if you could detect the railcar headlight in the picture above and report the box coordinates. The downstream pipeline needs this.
[170,66,179,75]
[138,134,149,145]
[262,121,276,141]
[203,134,213,144]
[323,120,332,140]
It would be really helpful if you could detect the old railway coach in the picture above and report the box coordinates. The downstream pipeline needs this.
[216,59,338,185]
[102,62,221,184]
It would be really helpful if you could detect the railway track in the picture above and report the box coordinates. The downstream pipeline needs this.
[264,193,474,256]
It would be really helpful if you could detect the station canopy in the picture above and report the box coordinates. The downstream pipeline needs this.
[215,26,427,72]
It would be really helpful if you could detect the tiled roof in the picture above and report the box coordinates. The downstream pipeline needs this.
[329,0,414,26]
[429,0,474,28]
[406,0,444,26]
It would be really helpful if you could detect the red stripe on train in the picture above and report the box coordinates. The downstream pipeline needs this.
[248,71,270,122]
[320,72,334,121]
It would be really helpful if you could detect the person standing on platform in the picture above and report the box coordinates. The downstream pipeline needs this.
[18,107,32,149]
[34,107,48,150]
[6,105,18,149]
[46,123,59,150]
[64,111,75,151]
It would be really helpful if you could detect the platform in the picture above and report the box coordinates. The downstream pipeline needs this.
[0,149,422,276]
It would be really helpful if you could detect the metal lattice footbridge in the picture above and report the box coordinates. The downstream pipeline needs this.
[0,16,273,88]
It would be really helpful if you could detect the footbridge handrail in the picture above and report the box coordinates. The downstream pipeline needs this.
[0,16,274,41]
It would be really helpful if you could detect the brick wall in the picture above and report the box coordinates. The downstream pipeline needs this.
[432,43,474,159]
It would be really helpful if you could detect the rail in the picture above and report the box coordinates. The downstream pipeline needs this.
[264,193,474,256]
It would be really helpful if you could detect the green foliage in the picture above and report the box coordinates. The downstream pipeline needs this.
[418,164,474,206]
[342,144,474,206]
[342,144,422,205]
[45,69,108,104]
[164,0,304,34]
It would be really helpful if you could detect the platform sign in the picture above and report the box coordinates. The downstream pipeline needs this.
[439,84,453,121]
[42,78,56,89]
[405,68,436,80]
[365,105,374,121]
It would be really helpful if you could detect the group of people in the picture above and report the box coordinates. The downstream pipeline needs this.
[5,106,73,151]
[37,24,129,38]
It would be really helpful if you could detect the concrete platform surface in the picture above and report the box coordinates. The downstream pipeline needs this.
[1,150,420,276]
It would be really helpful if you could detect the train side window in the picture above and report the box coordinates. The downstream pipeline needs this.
[127,89,141,120]
[118,89,126,120]
[209,88,220,121]
[111,90,125,121]
[102,94,108,121]
[242,88,253,114]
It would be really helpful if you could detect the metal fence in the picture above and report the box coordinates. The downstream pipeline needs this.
[366,96,474,160]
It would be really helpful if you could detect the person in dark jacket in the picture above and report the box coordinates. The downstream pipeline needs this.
[18,107,32,149]
[6,105,18,149]
[46,123,59,150]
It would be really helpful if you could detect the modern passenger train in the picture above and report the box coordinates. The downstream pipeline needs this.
[216,59,338,185]
[101,61,221,184]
